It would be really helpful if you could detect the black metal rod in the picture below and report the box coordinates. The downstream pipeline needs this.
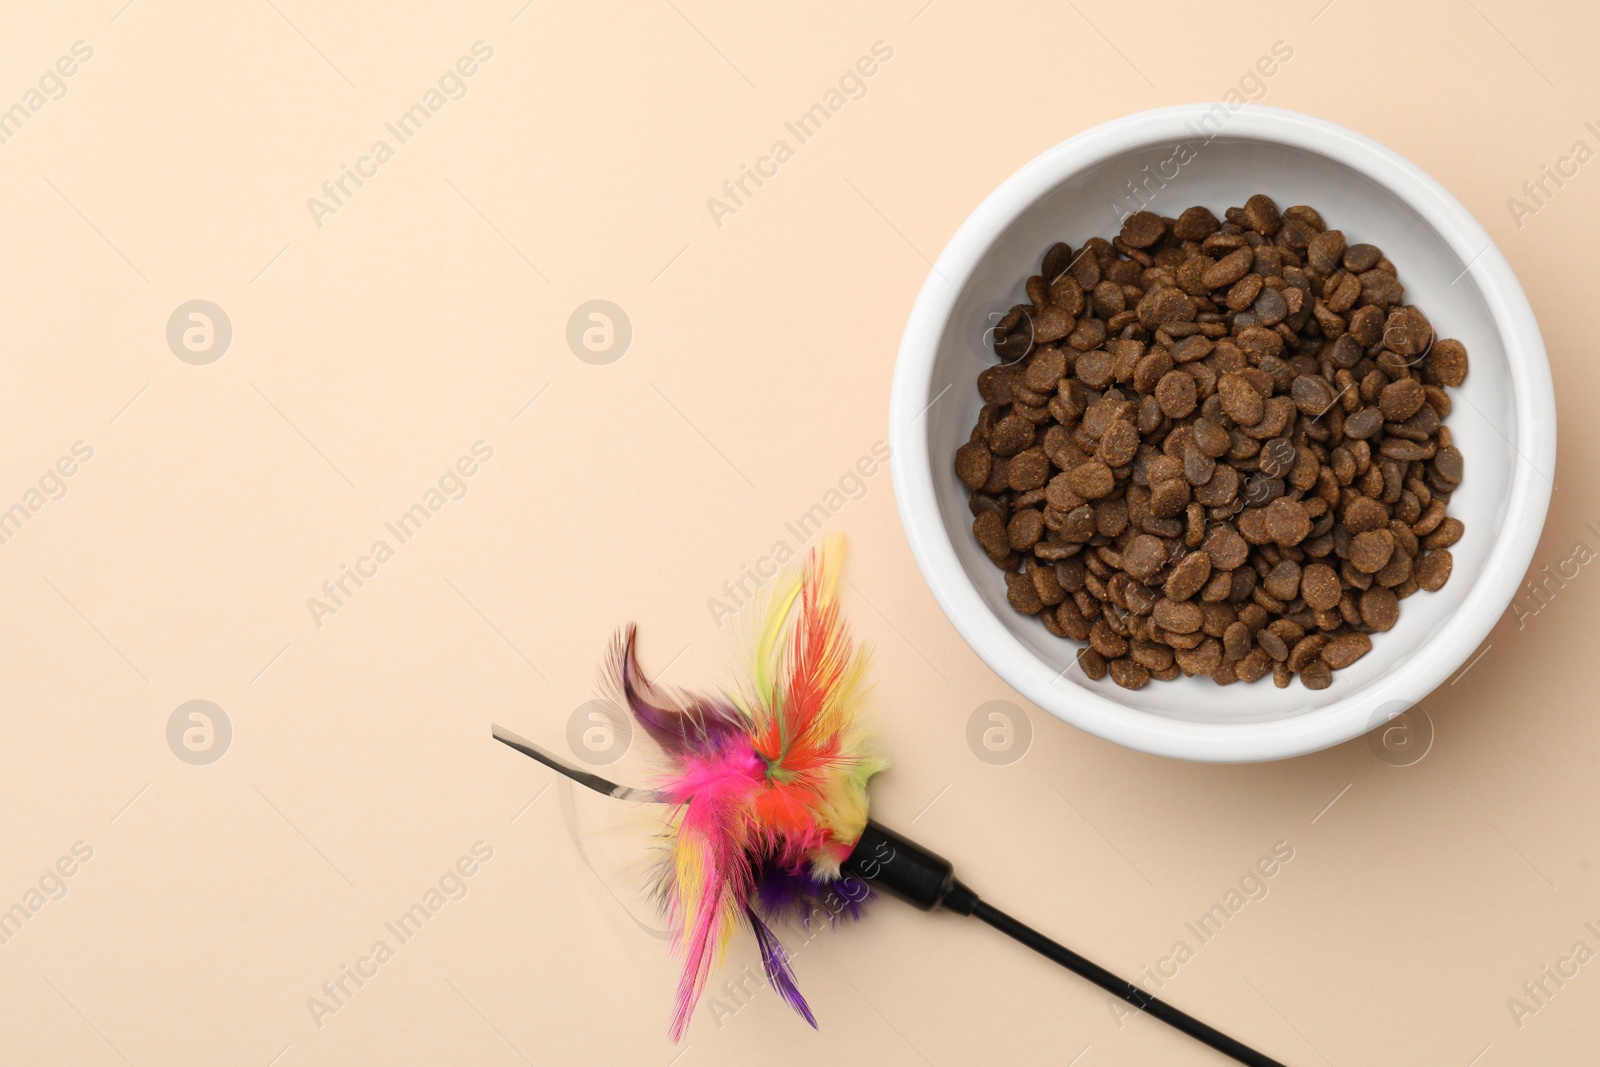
[491,723,663,803]
[969,899,1287,1067]
[842,821,1287,1067]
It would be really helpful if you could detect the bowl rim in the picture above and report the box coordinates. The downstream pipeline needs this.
[888,103,1557,762]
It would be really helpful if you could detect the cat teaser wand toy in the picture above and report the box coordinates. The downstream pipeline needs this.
[493,544,1286,1066]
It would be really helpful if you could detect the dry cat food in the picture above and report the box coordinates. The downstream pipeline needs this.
[956,194,1467,690]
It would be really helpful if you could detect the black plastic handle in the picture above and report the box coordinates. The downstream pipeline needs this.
[841,820,977,915]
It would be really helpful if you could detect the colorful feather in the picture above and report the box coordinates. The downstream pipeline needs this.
[604,538,885,1040]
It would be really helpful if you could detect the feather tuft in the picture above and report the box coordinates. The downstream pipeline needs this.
[608,537,883,1040]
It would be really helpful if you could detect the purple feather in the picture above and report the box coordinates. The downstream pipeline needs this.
[753,856,874,927]
[610,626,744,755]
[746,906,816,1029]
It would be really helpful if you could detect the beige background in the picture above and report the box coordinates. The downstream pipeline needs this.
[1,1,1596,1064]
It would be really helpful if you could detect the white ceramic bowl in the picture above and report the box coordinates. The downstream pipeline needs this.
[889,104,1556,762]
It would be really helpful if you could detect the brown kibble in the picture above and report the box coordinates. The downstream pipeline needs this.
[1170,335,1214,364]
[1056,599,1093,641]
[1134,349,1174,394]
[1202,525,1250,571]
[1068,317,1109,352]
[956,442,992,490]
[1008,509,1044,550]
[1326,272,1362,312]
[1056,556,1087,593]
[1074,349,1115,388]
[1173,205,1220,240]
[1430,338,1469,387]
[1384,306,1433,357]
[1254,285,1288,326]
[1343,243,1381,271]
[1263,498,1312,546]
[1042,241,1073,281]
[1164,630,1205,652]
[1175,638,1224,676]
[1291,375,1337,417]
[1256,628,1288,662]
[1298,660,1332,690]
[1321,632,1372,669]
[1235,648,1272,683]
[963,199,1464,686]
[1050,273,1085,315]
[1193,465,1241,511]
[1183,441,1215,486]
[1069,459,1116,500]
[1431,445,1464,490]
[1077,646,1108,680]
[1235,331,1286,369]
[1242,194,1282,236]
[1237,507,1271,545]
[994,309,1035,363]
[1032,306,1073,344]
[1307,229,1346,274]
[1380,377,1425,422]
[1343,407,1383,440]
[1201,569,1234,602]
[1164,550,1213,602]
[1415,549,1453,591]
[1191,417,1230,457]
[1203,247,1255,289]
[973,510,1010,564]
[1282,204,1323,241]
[1153,598,1204,634]
[1120,210,1166,249]
[1379,437,1431,462]
[1006,571,1044,614]
[1091,281,1127,319]
[977,365,1017,405]
[1031,560,1066,605]
[1300,563,1342,611]
[1090,619,1128,659]
[1223,621,1252,660]
[1263,560,1302,602]
[1343,496,1389,534]
[1007,449,1051,492]
[1287,634,1329,671]
[1130,640,1175,672]
[1374,549,1413,589]
[1146,454,1184,485]
[1024,347,1068,392]
[1099,421,1141,467]
[1094,497,1129,537]
[1359,587,1400,631]
[1423,517,1464,551]
[990,413,1034,456]
[1246,395,1294,440]
[1258,437,1297,479]
[1349,529,1396,574]
[1218,373,1266,426]
[1045,473,1084,512]
[1149,477,1191,518]
[1062,505,1097,542]
[1109,657,1151,690]
[1155,370,1199,418]
[1122,534,1168,581]
[1226,272,1264,310]
[1359,269,1404,308]
[1266,619,1305,647]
